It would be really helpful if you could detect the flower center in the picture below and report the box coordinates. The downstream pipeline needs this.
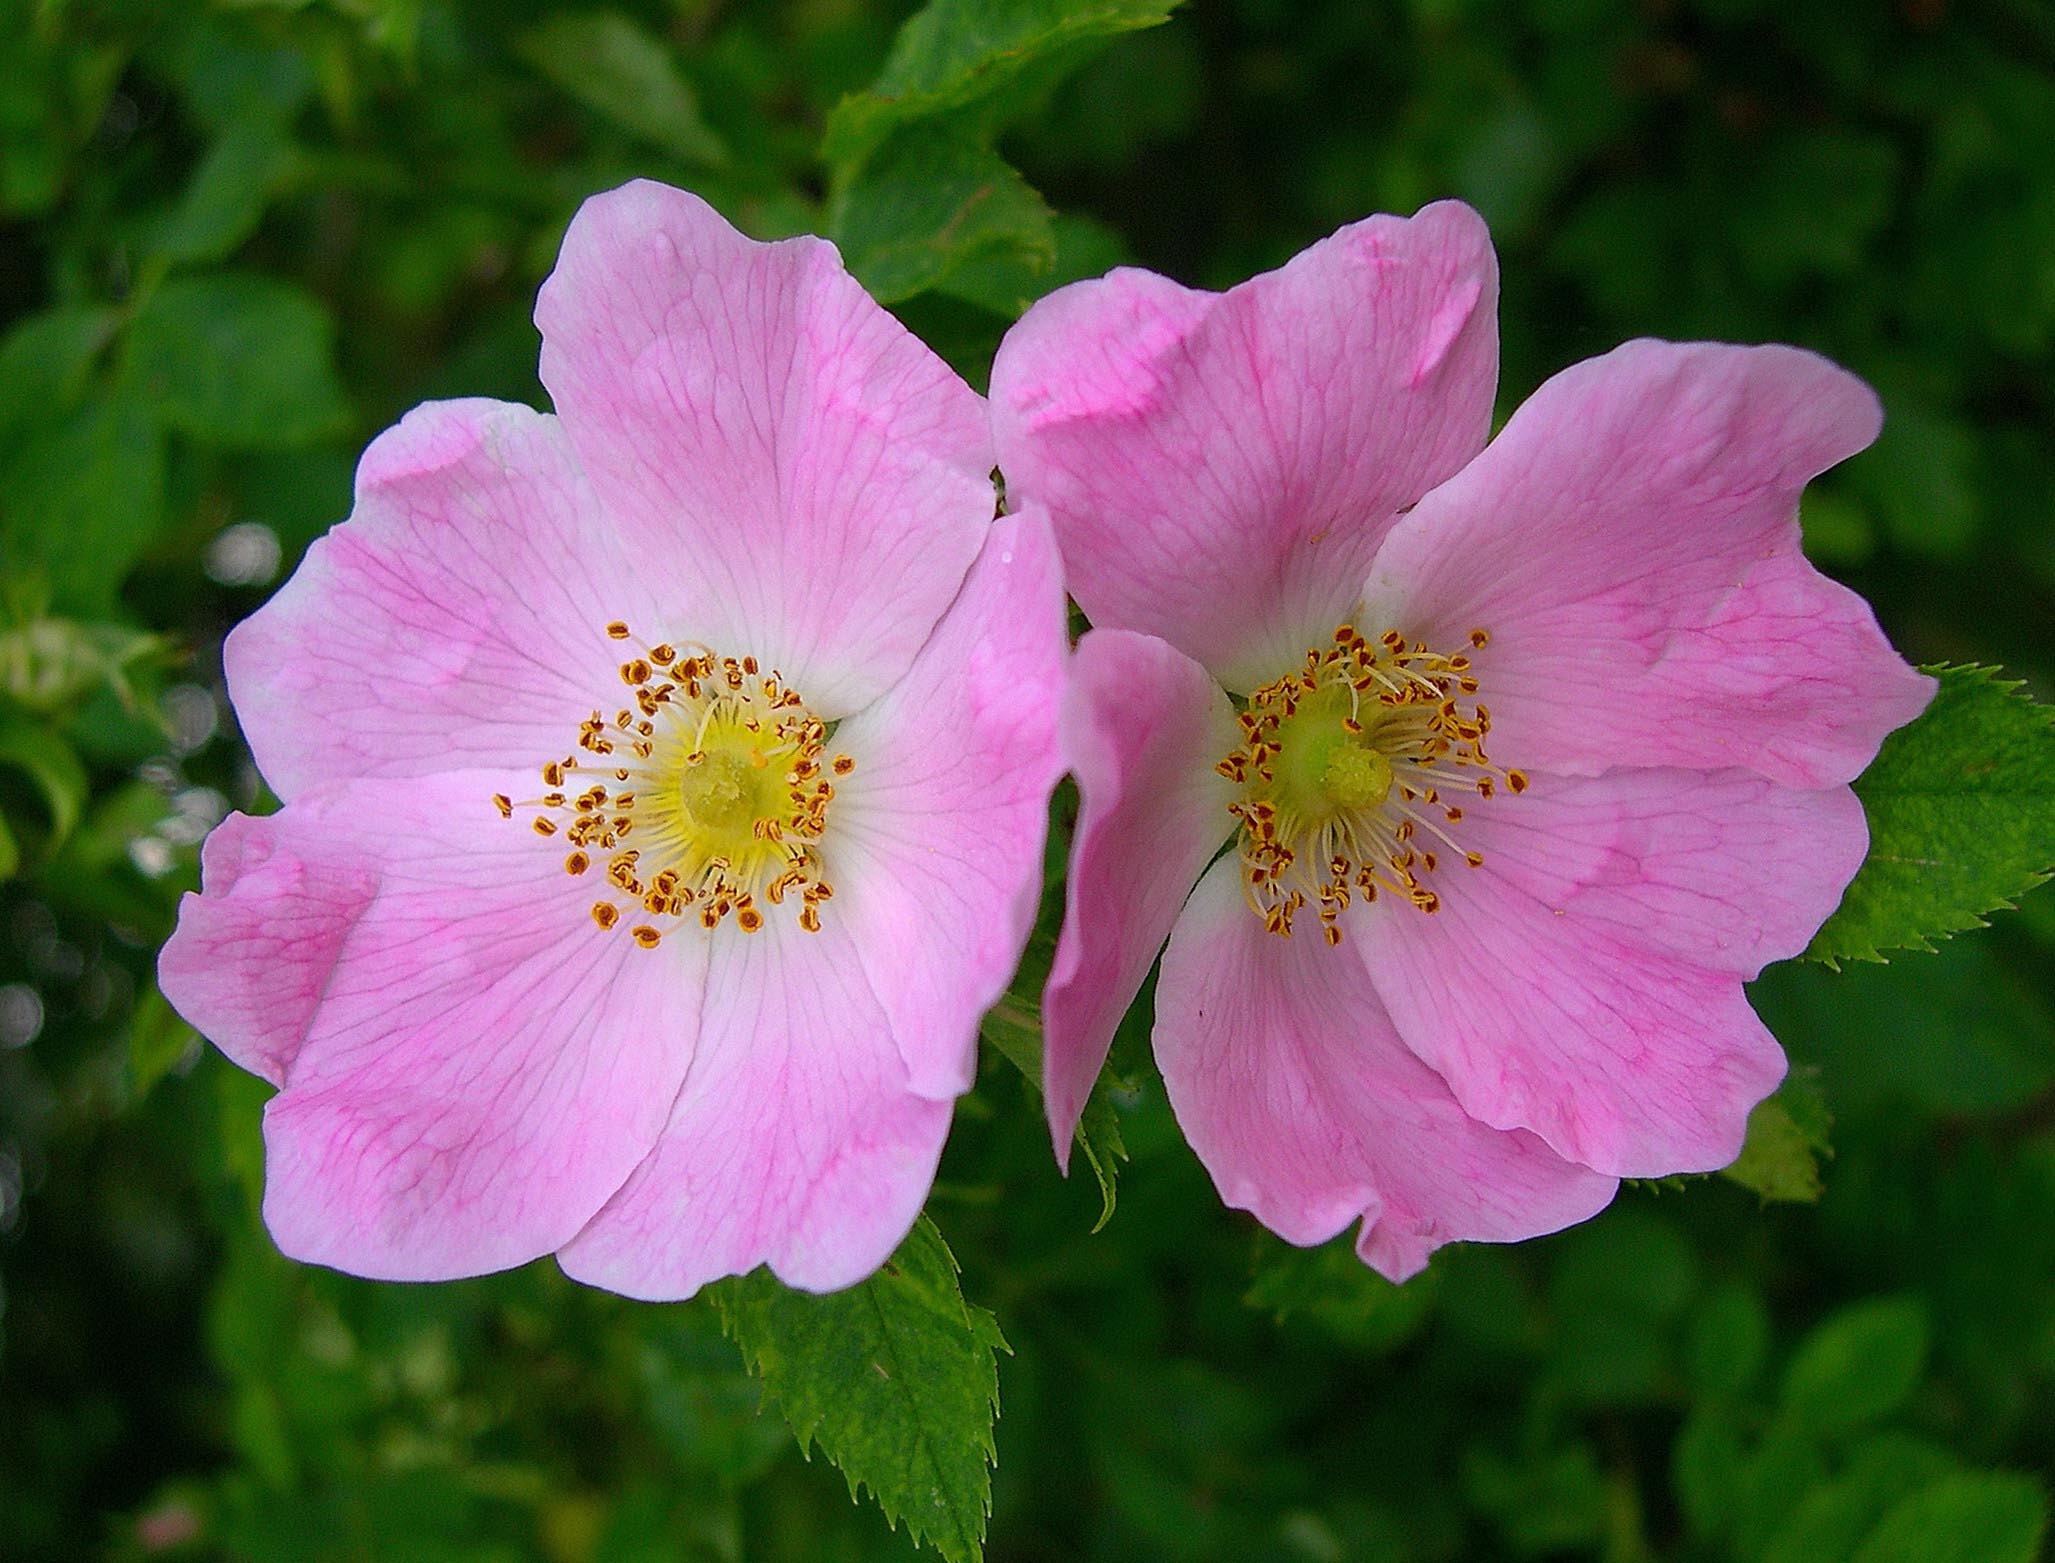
[1217,624,1526,945]
[495,621,848,947]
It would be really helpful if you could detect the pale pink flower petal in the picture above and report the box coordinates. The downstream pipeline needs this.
[1040,628,1239,1160]
[1155,861,1619,1282]
[226,400,652,801]
[1448,767,1871,977]
[1362,339,1935,788]
[536,180,994,718]
[172,180,1059,1297]
[1355,855,1789,1179]
[991,203,1498,691]
[557,917,949,1299]
[158,772,699,1280]
[829,510,1067,1099]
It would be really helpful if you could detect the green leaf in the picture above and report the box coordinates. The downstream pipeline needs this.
[936,211,1128,320]
[1674,1410,1748,1543]
[1808,665,2055,965]
[0,618,170,717]
[129,982,200,1098]
[981,939,1125,1232]
[1846,401,1979,557]
[0,304,119,431]
[1734,1418,1832,1561]
[1753,938,2055,1117]
[1721,1075,1832,1204]
[1685,1282,1771,1401]
[709,1218,1006,1563]
[516,11,729,168]
[125,273,351,449]
[824,0,1182,169]
[1850,1472,2049,1563]
[0,717,88,859]
[1781,1296,1929,1438]
[1766,1434,1962,1563]
[1244,1232,1441,1351]
[146,119,294,266]
[0,390,166,614]
[828,130,1054,304]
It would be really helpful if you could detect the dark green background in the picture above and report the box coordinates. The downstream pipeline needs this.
[2,0,2052,1558]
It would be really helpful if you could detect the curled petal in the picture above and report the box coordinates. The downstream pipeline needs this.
[1042,629,1240,1160]
[830,509,1068,1099]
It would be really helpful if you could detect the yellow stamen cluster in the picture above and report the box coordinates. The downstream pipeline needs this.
[494,622,848,946]
[1218,623,1525,945]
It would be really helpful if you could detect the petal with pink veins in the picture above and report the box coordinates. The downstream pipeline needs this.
[558,916,950,1299]
[536,180,994,718]
[1447,767,1871,977]
[828,509,1068,1100]
[1041,629,1241,1161]
[1362,339,1935,789]
[992,203,1498,691]
[1155,860,1618,1282]
[1355,841,1791,1179]
[158,771,702,1280]
[227,399,658,802]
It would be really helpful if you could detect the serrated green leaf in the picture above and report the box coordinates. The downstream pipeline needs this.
[828,130,1054,304]
[1721,1075,1832,1204]
[516,11,728,168]
[125,273,351,449]
[708,1218,1005,1563]
[825,0,1181,169]
[1808,665,2055,964]
[1850,1472,2049,1563]
[1781,1295,1928,1437]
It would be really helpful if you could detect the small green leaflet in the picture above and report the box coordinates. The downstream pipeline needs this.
[980,932,1127,1231]
[1243,1232,1441,1352]
[709,1218,1007,1563]
[1808,664,2055,965]
[823,0,1184,169]
[515,11,729,169]
[1720,1073,1832,1205]
[827,131,1054,305]
[1851,1472,2049,1563]
[823,0,1182,304]
[1780,1295,1928,1438]
[125,273,351,450]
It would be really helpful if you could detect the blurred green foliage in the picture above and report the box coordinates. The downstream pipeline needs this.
[2,0,2054,1559]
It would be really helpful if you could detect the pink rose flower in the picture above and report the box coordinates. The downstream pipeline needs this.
[160,182,1065,1298]
[991,204,1934,1281]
